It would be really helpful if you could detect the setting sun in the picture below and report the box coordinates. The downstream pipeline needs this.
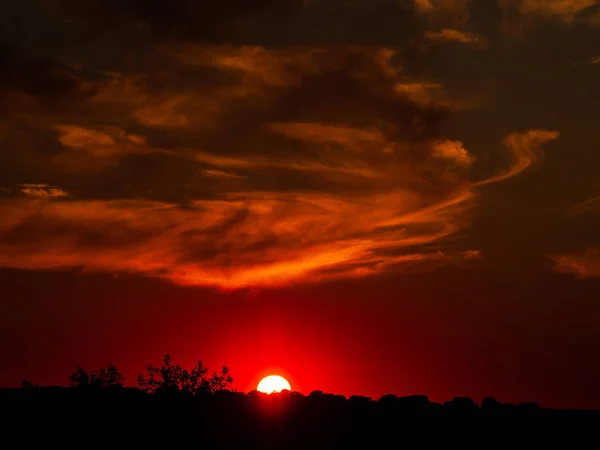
[257,375,292,394]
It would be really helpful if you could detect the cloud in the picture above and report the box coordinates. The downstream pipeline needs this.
[267,122,390,154]
[502,0,599,25]
[0,42,488,289]
[46,0,305,43]
[572,195,600,214]
[462,250,483,260]
[55,125,147,157]
[202,169,245,179]
[432,139,475,166]
[48,124,153,172]
[414,0,435,13]
[551,248,600,278]
[0,40,82,100]
[414,0,473,25]
[16,184,69,199]
[0,0,565,292]
[424,29,486,48]
[476,129,560,186]
[0,191,472,289]
[45,0,427,47]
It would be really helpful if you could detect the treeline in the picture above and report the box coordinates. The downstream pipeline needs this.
[5,355,600,449]
[21,353,234,394]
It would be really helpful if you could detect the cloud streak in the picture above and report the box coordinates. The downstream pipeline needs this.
[425,29,486,48]
[16,184,69,199]
[502,0,599,25]
[572,194,600,214]
[475,130,560,186]
[551,248,600,278]
[0,191,470,289]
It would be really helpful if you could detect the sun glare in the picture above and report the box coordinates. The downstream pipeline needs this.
[257,375,292,394]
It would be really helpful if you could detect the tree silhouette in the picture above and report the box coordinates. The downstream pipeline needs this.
[137,354,234,395]
[21,379,38,388]
[69,364,124,388]
[208,366,234,392]
[69,365,90,388]
[90,364,125,388]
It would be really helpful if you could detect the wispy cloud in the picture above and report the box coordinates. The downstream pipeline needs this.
[475,130,560,186]
[0,192,470,289]
[414,0,473,25]
[462,250,484,260]
[425,29,487,48]
[17,184,69,199]
[503,0,598,25]
[572,194,600,214]
[550,248,600,278]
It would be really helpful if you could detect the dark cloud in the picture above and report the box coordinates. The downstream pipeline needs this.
[0,41,80,97]
[0,39,86,122]
[45,0,304,43]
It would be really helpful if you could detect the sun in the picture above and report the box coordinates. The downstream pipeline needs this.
[257,375,292,394]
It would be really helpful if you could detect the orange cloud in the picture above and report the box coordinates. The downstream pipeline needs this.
[393,81,482,111]
[425,29,486,48]
[55,125,147,158]
[551,248,600,278]
[432,139,474,166]
[414,0,435,13]
[267,123,389,153]
[504,0,598,25]
[476,129,560,186]
[462,250,483,260]
[0,44,558,289]
[0,191,471,290]
[414,0,473,25]
[17,184,69,199]
[50,124,151,171]
[202,169,246,179]
[90,73,194,129]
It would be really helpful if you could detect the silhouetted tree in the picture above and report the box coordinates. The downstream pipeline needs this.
[208,366,234,392]
[69,365,90,388]
[137,354,234,394]
[69,364,124,388]
[90,364,125,388]
[137,354,185,393]
[186,360,210,394]
[21,379,38,388]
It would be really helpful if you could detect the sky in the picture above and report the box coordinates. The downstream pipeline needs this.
[1,0,600,409]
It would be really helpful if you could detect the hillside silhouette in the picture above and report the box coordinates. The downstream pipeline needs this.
[3,355,598,448]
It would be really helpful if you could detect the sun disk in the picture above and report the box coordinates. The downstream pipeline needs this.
[257,375,291,394]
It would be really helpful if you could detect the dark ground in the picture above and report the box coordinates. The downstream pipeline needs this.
[2,388,598,447]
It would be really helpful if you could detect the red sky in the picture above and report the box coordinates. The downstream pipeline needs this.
[1,0,600,409]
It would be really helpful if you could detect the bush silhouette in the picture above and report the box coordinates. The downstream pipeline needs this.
[69,364,125,389]
[136,353,233,395]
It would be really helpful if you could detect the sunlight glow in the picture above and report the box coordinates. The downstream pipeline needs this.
[257,375,292,394]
